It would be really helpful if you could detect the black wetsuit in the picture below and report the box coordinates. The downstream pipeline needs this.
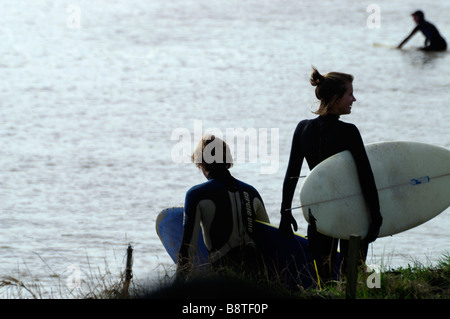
[178,169,269,276]
[280,114,381,282]
[414,20,447,51]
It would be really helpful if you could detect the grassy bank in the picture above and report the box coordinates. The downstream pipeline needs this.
[145,254,450,299]
[2,254,448,299]
[297,254,449,299]
[352,256,449,299]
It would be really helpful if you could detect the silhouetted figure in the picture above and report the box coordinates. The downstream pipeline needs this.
[398,10,447,51]
[175,135,270,285]
[279,67,382,285]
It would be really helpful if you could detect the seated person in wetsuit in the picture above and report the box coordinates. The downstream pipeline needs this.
[398,10,447,51]
[175,135,270,283]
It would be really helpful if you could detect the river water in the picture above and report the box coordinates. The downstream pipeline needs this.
[1,0,449,297]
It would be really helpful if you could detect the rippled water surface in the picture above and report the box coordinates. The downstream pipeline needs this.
[1,0,449,297]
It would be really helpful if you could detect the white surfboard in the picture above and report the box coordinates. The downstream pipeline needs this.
[300,141,450,240]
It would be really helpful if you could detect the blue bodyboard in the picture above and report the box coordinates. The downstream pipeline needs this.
[156,207,340,288]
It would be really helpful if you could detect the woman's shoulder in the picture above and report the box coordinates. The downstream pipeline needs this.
[297,118,314,125]
[337,118,358,129]
[335,120,362,140]
[292,118,316,137]
[295,117,317,129]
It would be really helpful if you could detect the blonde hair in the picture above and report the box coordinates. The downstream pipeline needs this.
[310,67,354,116]
[191,135,233,172]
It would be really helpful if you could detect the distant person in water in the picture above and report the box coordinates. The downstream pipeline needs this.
[397,10,447,51]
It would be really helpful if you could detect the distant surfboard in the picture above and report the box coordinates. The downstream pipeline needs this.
[372,42,398,49]
[300,141,450,240]
[156,207,340,288]
[372,42,419,51]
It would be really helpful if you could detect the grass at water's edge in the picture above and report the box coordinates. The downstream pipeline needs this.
[145,254,450,299]
[306,254,450,299]
[2,254,448,299]
[355,254,449,299]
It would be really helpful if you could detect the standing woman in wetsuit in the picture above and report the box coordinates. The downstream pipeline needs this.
[279,67,383,284]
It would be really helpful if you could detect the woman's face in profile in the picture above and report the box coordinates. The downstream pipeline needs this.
[331,83,356,115]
